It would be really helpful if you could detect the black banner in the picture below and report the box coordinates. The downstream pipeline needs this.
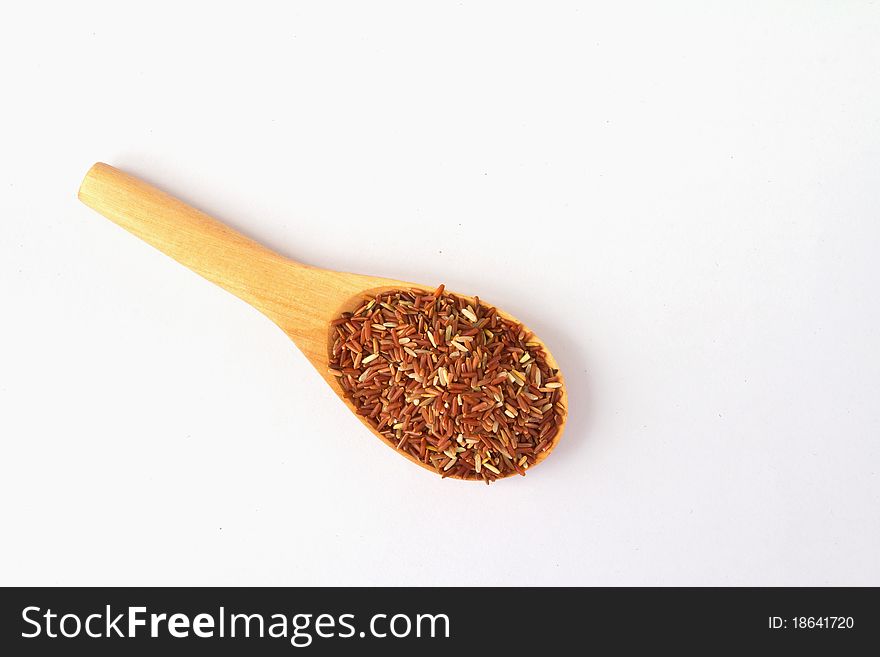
[0,587,874,654]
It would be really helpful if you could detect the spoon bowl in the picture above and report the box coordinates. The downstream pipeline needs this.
[78,163,567,480]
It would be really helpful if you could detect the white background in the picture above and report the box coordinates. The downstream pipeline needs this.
[2,2,878,586]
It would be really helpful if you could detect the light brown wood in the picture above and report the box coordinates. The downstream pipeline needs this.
[78,163,566,479]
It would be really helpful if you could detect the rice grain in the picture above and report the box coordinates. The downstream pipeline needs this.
[328,285,565,482]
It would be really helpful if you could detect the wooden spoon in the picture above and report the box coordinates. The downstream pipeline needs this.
[77,163,567,480]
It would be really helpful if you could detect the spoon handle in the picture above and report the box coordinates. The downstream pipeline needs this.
[78,162,306,327]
